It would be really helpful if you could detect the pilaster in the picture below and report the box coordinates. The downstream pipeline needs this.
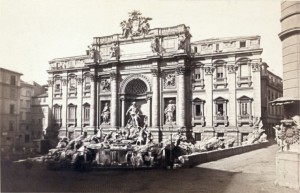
[176,65,186,128]
[61,77,68,136]
[89,71,97,133]
[204,66,215,128]
[76,76,83,132]
[110,71,118,128]
[227,63,238,127]
[251,61,262,119]
[151,68,160,128]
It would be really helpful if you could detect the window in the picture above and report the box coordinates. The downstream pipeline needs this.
[195,104,202,116]
[84,76,91,91]
[192,98,205,126]
[26,90,31,97]
[194,46,198,53]
[9,104,14,114]
[240,41,246,48]
[83,104,90,121]
[10,75,16,85]
[53,104,61,121]
[216,66,224,78]
[9,121,14,131]
[10,89,16,99]
[69,77,76,91]
[26,112,30,120]
[238,96,252,117]
[54,79,61,92]
[217,133,224,138]
[213,97,228,126]
[216,44,219,51]
[25,135,30,143]
[26,100,30,108]
[237,96,253,126]
[240,63,249,77]
[194,133,201,141]
[68,104,76,123]
[194,68,201,80]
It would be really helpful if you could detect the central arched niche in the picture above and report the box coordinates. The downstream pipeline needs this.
[123,78,149,127]
[125,79,147,95]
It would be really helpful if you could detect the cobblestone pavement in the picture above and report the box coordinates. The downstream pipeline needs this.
[1,143,298,193]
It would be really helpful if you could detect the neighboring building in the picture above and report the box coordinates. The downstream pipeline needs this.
[19,81,46,150]
[0,68,22,153]
[261,66,283,137]
[46,12,283,145]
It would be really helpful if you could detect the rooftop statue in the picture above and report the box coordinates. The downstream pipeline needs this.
[120,10,152,39]
[88,45,101,63]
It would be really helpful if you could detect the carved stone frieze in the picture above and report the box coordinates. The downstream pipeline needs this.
[151,69,160,77]
[163,72,176,89]
[251,63,261,72]
[227,65,238,74]
[204,66,215,75]
[100,78,111,92]
[176,66,186,75]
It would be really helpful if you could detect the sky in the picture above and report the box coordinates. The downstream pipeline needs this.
[0,0,282,85]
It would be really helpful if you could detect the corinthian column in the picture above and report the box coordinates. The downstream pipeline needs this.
[110,72,118,128]
[151,69,160,128]
[176,66,186,128]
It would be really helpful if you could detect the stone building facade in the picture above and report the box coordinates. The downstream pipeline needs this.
[47,13,283,145]
[18,80,45,150]
[0,68,22,153]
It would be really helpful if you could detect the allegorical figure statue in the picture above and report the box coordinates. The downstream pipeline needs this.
[110,43,120,59]
[274,124,284,151]
[101,103,110,124]
[88,45,101,63]
[164,100,176,124]
[126,102,141,128]
[151,37,160,54]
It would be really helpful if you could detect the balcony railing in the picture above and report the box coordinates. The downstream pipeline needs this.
[237,115,253,126]
[237,76,252,87]
[213,77,227,88]
[193,79,205,90]
[213,115,229,126]
[83,118,90,125]
[192,116,205,126]
[67,118,77,126]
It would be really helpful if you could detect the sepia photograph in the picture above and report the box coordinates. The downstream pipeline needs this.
[0,0,300,192]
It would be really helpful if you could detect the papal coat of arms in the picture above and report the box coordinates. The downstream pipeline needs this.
[120,10,152,38]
